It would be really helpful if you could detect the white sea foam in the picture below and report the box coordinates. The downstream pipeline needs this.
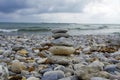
[0,29,18,32]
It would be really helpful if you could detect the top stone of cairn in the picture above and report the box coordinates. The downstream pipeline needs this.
[51,29,68,34]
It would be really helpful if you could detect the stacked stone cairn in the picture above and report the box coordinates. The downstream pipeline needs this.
[49,29,75,56]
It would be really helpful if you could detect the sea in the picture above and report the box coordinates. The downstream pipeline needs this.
[0,22,120,35]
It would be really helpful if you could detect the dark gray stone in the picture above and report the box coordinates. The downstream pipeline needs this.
[51,37,74,46]
[52,33,70,39]
[104,65,120,74]
[12,47,24,52]
[52,29,68,34]
[40,68,53,74]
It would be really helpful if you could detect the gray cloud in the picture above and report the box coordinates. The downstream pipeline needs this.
[0,0,120,23]
[0,0,28,13]
[0,0,90,14]
[28,0,89,13]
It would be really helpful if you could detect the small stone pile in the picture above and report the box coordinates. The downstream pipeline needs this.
[49,29,75,56]
[52,29,70,39]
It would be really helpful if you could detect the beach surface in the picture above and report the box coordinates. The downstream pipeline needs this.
[0,30,120,80]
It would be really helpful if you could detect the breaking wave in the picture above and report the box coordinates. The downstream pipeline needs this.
[0,29,18,32]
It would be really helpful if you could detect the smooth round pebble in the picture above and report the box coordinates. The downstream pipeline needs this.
[49,46,75,55]
[41,70,65,80]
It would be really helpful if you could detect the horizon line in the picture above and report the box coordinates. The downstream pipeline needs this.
[0,22,120,25]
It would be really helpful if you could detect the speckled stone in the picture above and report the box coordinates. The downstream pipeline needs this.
[49,46,75,55]
[11,60,26,73]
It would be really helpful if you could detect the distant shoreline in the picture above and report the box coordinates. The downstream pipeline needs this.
[1,22,120,25]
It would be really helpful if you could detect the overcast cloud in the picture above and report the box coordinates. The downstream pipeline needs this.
[0,0,120,23]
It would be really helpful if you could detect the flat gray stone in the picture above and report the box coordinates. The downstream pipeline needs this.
[52,33,70,39]
[52,29,68,34]
[51,37,74,46]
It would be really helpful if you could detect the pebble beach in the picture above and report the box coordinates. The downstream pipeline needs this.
[0,29,120,80]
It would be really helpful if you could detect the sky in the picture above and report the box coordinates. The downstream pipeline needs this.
[0,0,120,23]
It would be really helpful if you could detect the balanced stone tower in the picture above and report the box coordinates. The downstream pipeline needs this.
[49,29,75,56]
